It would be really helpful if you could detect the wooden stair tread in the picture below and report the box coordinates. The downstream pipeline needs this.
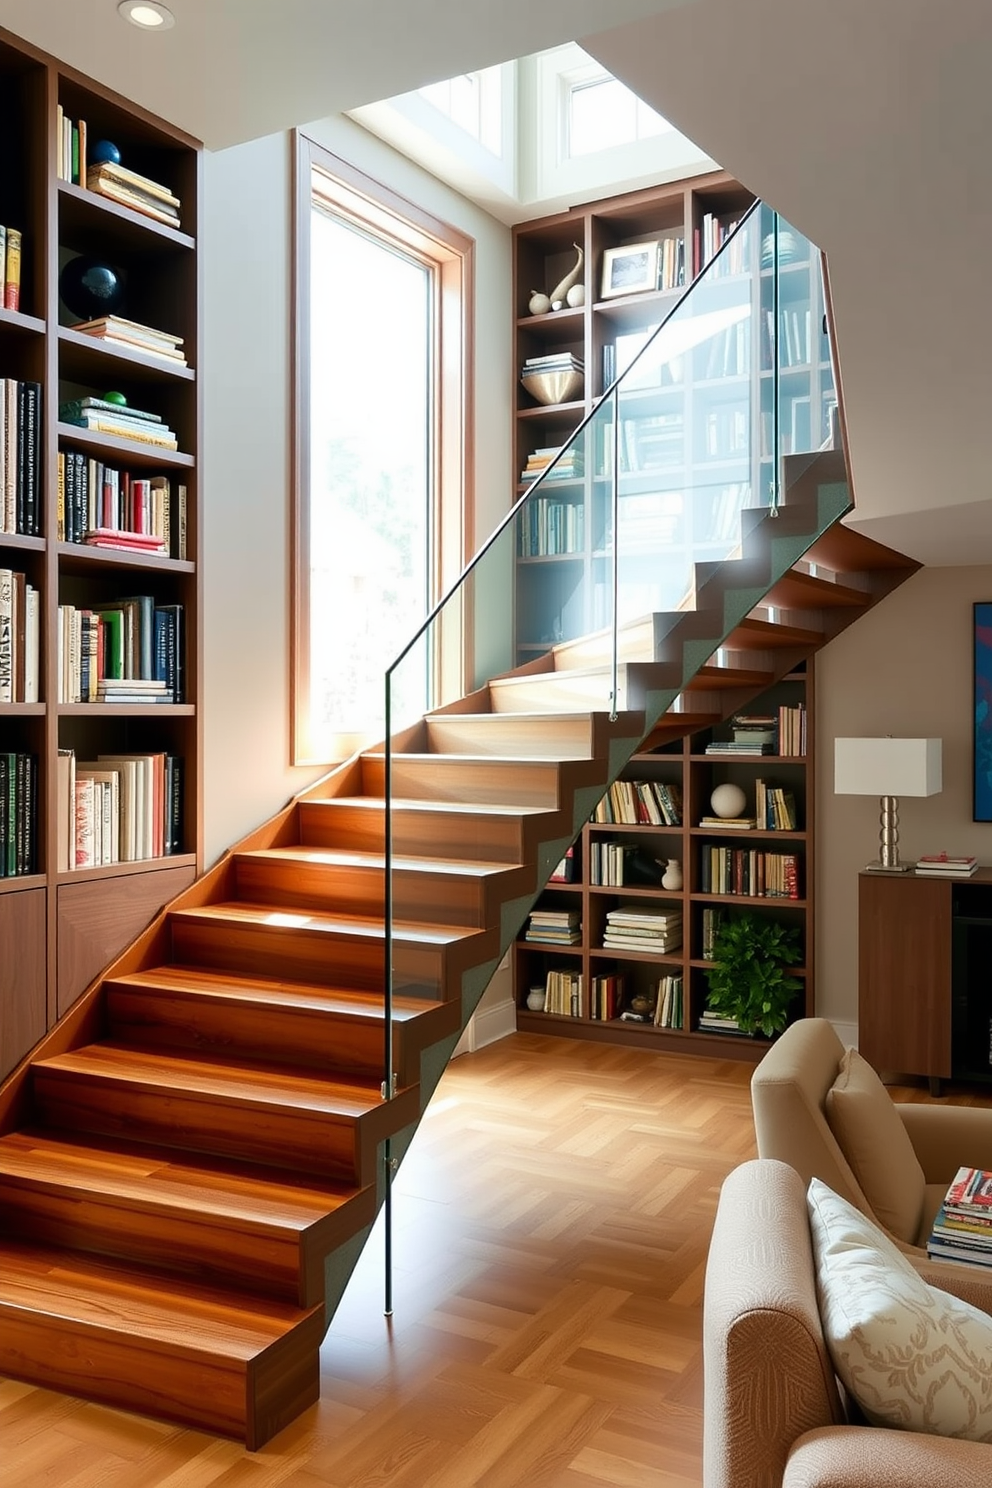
[728,615,825,647]
[0,1127,357,1230]
[108,965,432,1020]
[237,845,525,878]
[314,795,554,820]
[172,901,491,946]
[683,665,774,689]
[762,569,871,608]
[36,1043,393,1115]
[0,1236,315,1353]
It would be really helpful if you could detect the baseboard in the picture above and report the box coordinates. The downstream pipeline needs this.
[454,995,517,1055]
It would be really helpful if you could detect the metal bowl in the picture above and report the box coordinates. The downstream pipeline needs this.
[520,367,584,406]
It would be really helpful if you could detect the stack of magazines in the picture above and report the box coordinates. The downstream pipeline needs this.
[927,1165,992,1267]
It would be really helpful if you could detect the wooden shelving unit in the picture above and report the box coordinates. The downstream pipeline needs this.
[0,26,201,1078]
[514,666,815,1060]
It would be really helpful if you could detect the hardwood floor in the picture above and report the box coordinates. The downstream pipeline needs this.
[2,1033,990,1486]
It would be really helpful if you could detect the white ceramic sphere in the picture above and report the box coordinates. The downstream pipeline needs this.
[566,283,585,307]
[710,782,747,819]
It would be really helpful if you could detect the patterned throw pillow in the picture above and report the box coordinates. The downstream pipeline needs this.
[807,1176,992,1441]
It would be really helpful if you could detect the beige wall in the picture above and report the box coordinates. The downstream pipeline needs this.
[815,564,992,1030]
[201,115,512,867]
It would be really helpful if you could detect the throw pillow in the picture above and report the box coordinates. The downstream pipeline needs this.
[807,1176,992,1441]
[825,1046,925,1243]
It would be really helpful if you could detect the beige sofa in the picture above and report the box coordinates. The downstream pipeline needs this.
[703,1158,992,1488]
[750,1017,992,1263]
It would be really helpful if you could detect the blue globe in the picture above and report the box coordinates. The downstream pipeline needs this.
[59,257,127,320]
[90,139,121,165]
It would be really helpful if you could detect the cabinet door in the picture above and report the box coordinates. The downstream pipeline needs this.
[858,874,950,1079]
[0,888,47,1080]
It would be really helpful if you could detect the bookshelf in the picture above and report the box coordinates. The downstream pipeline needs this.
[514,665,815,1059]
[0,26,201,1079]
[511,175,836,663]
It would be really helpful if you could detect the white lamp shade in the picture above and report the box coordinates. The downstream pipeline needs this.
[834,737,942,797]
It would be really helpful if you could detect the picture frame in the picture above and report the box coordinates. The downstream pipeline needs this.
[974,602,992,821]
[601,240,661,300]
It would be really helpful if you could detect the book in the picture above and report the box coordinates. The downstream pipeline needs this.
[915,853,979,877]
[60,415,179,451]
[698,816,756,830]
[59,396,164,424]
[86,160,181,208]
[3,227,21,311]
[69,314,183,347]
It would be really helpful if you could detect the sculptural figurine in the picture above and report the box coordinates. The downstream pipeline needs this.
[549,243,584,310]
[528,290,552,316]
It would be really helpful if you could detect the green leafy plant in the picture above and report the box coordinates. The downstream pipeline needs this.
[705,909,803,1037]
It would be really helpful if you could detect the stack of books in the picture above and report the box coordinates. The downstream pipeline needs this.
[697,1008,749,1036]
[525,908,581,945]
[706,715,776,757]
[521,444,584,482]
[915,853,979,878]
[59,396,179,451]
[927,1166,992,1267]
[698,813,755,830]
[68,315,187,367]
[87,160,182,229]
[521,351,584,379]
[602,906,682,955]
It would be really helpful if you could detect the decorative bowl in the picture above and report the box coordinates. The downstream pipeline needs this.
[520,368,584,407]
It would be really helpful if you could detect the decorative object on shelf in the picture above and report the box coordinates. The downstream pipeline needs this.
[710,782,748,819]
[89,138,121,165]
[760,228,801,267]
[526,985,547,1012]
[974,602,992,822]
[59,254,126,320]
[834,736,942,872]
[661,858,683,890]
[527,290,552,316]
[565,283,585,308]
[549,244,584,311]
[705,909,803,1037]
[601,239,661,300]
[520,351,584,407]
[628,992,656,1018]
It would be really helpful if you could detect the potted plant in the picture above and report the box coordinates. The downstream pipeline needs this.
[704,909,803,1037]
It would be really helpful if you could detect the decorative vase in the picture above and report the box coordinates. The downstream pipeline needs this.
[710,782,747,819]
[526,986,546,1012]
[59,255,127,320]
[661,858,683,890]
[528,290,552,316]
[549,243,584,310]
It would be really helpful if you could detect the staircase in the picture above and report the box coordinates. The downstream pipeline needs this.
[0,452,919,1446]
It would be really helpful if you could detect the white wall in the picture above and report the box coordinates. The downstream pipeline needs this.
[816,565,992,1030]
[202,115,512,867]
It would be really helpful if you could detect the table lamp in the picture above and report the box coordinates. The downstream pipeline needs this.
[834,737,942,872]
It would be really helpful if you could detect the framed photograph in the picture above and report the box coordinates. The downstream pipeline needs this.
[601,240,661,300]
[974,602,992,820]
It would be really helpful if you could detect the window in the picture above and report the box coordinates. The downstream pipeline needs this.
[418,66,504,156]
[567,74,671,157]
[293,137,473,764]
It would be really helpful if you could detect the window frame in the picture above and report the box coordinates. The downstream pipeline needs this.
[291,132,475,765]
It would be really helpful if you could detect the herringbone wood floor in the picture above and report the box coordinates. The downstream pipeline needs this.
[3,1033,991,1486]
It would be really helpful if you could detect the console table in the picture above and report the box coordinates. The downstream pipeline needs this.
[858,868,992,1093]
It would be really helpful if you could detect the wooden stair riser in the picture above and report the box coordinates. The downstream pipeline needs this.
[103,975,459,1087]
[299,797,573,868]
[0,1168,369,1309]
[423,712,600,758]
[29,1062,418,1185]
[361,752,607,808]
[231,850,536,929]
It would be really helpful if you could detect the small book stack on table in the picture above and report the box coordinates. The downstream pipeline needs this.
[927,1166,992,1267]
[915,853,979,878]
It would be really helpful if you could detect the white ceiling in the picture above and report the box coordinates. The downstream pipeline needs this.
[4,0,990,565]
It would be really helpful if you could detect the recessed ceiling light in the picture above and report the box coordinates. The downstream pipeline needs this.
[118,1,176,29]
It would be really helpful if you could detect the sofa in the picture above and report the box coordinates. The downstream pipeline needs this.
[703,1158,992,1487]
[750,1016,992,1266]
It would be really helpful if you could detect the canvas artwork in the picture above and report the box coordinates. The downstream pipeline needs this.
[975,602,992,821]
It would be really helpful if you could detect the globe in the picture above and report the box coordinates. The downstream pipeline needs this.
[59,256,126,320]
[89,139,121,165]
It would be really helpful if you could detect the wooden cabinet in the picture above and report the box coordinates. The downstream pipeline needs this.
[0,24,201,1073]
[515,667,814,1059]
[511,176,837,666]
[859,869,992,1088]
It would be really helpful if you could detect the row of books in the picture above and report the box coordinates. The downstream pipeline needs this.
[542,968,582,1018]
[654,973,684,1029]
[755,781,798,831]
[697,320,749,381]
[68,315,187,369]
[589,972,624,1021]
[57,450,186,555]
[524,908,581,946]
[0,752,37,877]
[0,378,42,535]
[699,844,801,899]
[588,840,653,887]
[57,599,184,704]
[516,495,584,557]
[592,777,683,827]
[602,905,682,955]
[56,106,88,185]
[698,212,749,277]
[0,225,22,312]
[619,412,683,474]
[57,749,183,870]
[60,395,180,452]
[0,570,40,704]
[763,307,815,370]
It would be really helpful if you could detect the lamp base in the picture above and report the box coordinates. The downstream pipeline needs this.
[864,860,913,873]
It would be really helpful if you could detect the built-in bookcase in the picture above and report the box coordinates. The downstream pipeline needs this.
[0,25,201,1079]
[514,665,815,1060]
